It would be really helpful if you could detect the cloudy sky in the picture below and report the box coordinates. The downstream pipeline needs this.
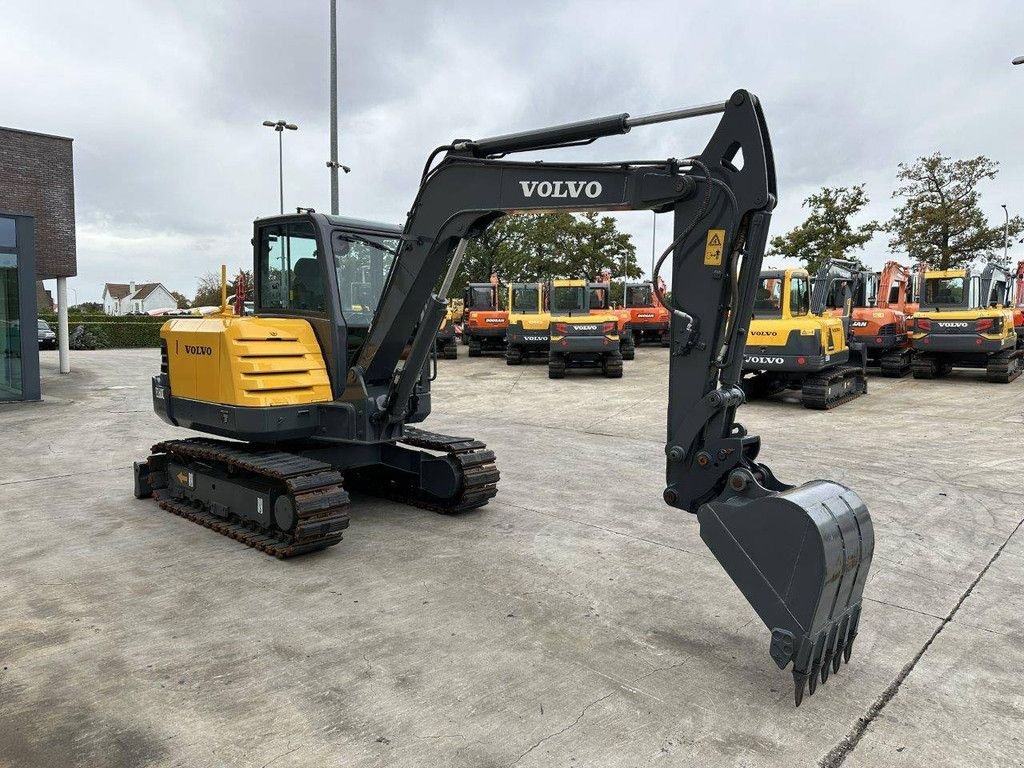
[4,0,1023,303]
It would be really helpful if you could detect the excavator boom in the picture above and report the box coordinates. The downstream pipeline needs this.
[344,90,874,704]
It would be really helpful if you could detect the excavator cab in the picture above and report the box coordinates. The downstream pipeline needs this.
[505,282,550,365]
[135,89,873,705]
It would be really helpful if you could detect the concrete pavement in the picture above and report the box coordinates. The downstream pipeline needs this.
[0,347,1021,767]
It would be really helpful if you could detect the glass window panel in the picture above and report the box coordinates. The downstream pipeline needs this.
[0,254,22,399]
[0,217,16,249]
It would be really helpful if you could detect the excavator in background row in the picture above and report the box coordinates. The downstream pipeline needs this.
[590,271,636,360]
[462,278,508,356]
[908,264,1021,381]
[547,278,623,378]
[850,260,915,377]
[505,281,550,365]
[742,262,867,409]
[624,278,671,346]
[133,90,873,705]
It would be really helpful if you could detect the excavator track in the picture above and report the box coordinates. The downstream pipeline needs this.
[986,349,1023,383]
[879,349,912,378]
[146,438,350,559]
[347,427,500,514]
[800,365,867,410]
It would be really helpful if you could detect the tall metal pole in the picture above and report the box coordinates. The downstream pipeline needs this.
[278,130,284,215]
[329,0,339,215]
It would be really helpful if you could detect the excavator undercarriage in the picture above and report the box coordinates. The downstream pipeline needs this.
[133,89,874,705]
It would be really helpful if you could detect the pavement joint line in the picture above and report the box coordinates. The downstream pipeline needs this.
[0,465,126,486]
[500,499,713,560]
[818,515,1024,768]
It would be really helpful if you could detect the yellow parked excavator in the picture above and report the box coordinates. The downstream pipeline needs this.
[133,90,874,705]
[505,281,549,364]
[742,264,867,409]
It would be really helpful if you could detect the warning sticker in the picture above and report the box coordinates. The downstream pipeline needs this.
[704,229,725,266]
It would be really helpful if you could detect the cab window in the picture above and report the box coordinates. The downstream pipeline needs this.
[753,276,783,318]
[625,284,652,308]
[466,286,496,310]
[924,277,964,306]
[511,286,539,313]
[589,286,608,310]
[258,222,324,313]
[789,275,810,317]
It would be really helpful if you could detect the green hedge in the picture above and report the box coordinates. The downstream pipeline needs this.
[64,320,165,350]
[40,312,167,325]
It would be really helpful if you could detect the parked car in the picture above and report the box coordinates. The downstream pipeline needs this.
[38,319,57,349]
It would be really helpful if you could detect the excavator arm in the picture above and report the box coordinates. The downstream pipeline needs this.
[348,90,873,704]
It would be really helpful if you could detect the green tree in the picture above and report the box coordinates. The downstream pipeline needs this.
[193,269,253,307]
[885,153,1024,269]
[767,185,879,273]
[451,212,639,297]
[169,291,191,309]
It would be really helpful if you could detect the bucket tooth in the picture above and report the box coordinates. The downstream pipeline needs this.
[697,475,874,703]
[793,670,808,707]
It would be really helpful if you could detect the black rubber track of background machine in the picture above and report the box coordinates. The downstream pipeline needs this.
[347,426,500,514]
[800,365,867,410]
[986,350,1023,383]
[880,350,911,378]
[149,438,350,558]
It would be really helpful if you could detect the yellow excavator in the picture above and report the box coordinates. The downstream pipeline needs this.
[742,265,867,409]
[908,265,1021,381]
[505,281,549,365]
[547,278,623,378]
[133,90,873,705]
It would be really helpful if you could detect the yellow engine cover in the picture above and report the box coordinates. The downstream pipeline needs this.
[162,316,332,407]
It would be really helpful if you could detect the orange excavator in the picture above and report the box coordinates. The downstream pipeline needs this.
[624,277,671,346]
[462,273,509,356]
[851,260,916,377]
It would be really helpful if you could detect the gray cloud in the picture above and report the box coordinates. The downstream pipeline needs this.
[2,0,1022,302]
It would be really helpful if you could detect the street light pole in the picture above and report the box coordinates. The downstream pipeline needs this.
[262,119,298,214]
[329,0,339,215]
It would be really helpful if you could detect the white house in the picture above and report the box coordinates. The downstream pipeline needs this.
[102,281,177,315]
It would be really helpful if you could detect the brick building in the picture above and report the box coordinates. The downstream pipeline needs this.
[0,126,77,400]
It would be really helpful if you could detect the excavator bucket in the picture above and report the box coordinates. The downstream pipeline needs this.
[696,475,874,706]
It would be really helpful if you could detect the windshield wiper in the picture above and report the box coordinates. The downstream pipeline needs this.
[336,232,399,256]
